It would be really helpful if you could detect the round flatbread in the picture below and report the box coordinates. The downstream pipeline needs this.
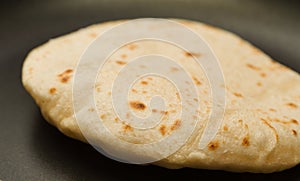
[22,19,300,173]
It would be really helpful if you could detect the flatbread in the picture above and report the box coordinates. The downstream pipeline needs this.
[22,19,300,173]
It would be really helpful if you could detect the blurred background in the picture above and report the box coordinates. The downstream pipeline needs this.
[0,0,299,180]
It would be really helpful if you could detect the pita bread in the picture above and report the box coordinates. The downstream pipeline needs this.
[22,19,300,173]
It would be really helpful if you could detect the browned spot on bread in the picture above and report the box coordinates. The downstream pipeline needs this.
[208,141,219,151]
[269,61,288,71]
[192,76,201,86]
[142,90,147,94]
[292,130,297,136]
[203,24,220,32]
[246,63,261,71]
[171,67,179,72]
[238,39,245,46]
[230,100,237,106]
[242,136,250,146]
[88,108,95,112]
[170,119,181,131]
[29,67,33,74]
[141,81,148,85]
[170,110,177,113]
[273,118,284,124]
[130,101,146,110]
[256,82,262,87]
[260,72,267,77]
[96,87,101,92]
[291,119,299,125]
[116,60,127,65]
[128,44,138,50]
[269,108,277,112]
[176,92,180,100]
[123,124,133,132]
[260,110,269,115]
[260,118,279,142]
[61,76,70,83]
[159,124,167,136]
[49,87,56,94]
[147,77,153,80]
[58,69,73,83]
[252,47,261,54]
[152,109,157,113]
[223,125,228,131]
[270,117,299,125]
[160,111,168,115]
[63,39,70,43]
[65,69,73,74]
[107,92,111,96]
[287,102,298,108]
[41,51,50,58]
[233,92,243,98]
[89,32,97,38]
[185,81,190,85]
[121,54,127,59]
[179,20,195,26]
[100,114,106,119]
[114,117,119,123]
[126,112,130,118]
[185,51,201,57]
[193,98,198,102]
[131,89,137,93]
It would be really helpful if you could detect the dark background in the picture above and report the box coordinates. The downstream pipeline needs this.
[1,0,300,180]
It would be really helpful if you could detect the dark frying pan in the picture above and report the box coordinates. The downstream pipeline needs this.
[1,0,300,180]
